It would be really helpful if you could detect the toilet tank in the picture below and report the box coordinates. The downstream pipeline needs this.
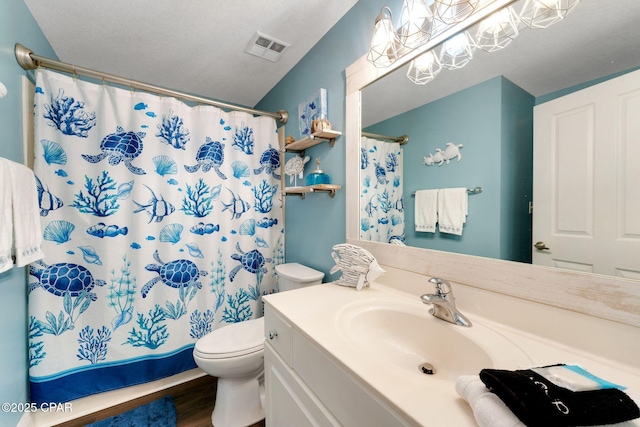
[275,263,324,292]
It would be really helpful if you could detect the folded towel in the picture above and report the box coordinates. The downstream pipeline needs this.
[0,158,13,272]
[456,375,638,427]
[438,187,468,235]
[456,375,525,427]
[9,159,44,267]
[0,158,44,272]
[414,189,438,232]
[479,368,640,427]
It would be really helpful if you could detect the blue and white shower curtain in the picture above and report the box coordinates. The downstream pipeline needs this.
[359,136,404,244]
[29,69,283,404]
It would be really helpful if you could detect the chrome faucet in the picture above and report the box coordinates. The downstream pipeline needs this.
[420,277,472,327]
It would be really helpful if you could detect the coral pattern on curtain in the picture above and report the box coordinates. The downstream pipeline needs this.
[359,136,404,244]
[29,70,283,404]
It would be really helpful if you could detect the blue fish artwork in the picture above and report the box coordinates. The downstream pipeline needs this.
[145,112,157,118]
[36,176,63,216]
[35,86,44,94]
[189,222,219,235]
[256,217,277,228]
[222,188,250,220]
[131,242,142,249]
[167,178,179,185]
[86,222,128,238]
[134,102,148,110]
[54,169,68,177]
[133,185,175,223]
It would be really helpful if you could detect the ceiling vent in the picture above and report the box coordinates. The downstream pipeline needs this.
[245,31,290,62]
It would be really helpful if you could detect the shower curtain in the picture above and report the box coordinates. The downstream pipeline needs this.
[29,69,284,404]
[359,136,404,244]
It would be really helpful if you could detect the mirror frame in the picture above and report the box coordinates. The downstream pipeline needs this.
[344,0,640,328]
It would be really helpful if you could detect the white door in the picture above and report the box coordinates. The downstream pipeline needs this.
[533,69,640,280]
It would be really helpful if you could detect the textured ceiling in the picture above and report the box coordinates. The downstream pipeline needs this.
[23,0,359,108]
[363,0,640,126]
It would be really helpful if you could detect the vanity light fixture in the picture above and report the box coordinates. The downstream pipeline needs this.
[367,6,400,68]
[475,6,520,52]
[407,50,443,84]
[398,0,435,50]
[518,0,580,29]
[433,0,481,25]
[439,31,477,70]
[365,0,581,84]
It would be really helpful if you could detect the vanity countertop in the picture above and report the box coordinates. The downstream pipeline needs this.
[263,267,640,426]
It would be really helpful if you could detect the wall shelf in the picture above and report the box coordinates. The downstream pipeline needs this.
[285,129,342,156]
[282,184,342,199]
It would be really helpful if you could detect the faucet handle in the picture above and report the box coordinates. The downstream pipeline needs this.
[428,277,452,296]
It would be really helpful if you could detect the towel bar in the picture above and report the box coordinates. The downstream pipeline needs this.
[411,187,482,196]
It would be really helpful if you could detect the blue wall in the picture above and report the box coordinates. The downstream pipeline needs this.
[256,0,400,279]
[0,1,56,425]
[365,76,533,261]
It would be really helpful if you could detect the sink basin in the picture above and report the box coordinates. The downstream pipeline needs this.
[335,298,532,381]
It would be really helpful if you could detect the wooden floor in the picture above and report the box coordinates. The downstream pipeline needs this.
[55,376,265,427]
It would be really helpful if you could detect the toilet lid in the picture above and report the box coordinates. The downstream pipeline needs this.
[194,317,264,359]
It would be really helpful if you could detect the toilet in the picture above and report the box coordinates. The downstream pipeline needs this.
[193,262,324,427]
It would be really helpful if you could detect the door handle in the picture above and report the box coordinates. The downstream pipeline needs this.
[534,241,549,250]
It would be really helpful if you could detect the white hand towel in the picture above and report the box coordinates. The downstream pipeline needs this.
[414,189,438,233]
[438,187,468,235]
[456,375,525,427]
[9,159,44,267]
[0,158,13,272]
[455,375,639,427]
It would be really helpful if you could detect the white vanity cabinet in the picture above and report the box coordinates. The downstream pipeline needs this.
[263,303,410,427]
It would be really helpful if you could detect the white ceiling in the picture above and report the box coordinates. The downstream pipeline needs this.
[363,0,640,126]
[23,0,359,108]
[22,0,640,126]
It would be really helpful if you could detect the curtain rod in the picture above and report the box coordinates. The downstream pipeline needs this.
[361,131,409,145]
[14,43,288,124]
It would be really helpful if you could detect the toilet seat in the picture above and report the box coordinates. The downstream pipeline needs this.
[194,317,264,359]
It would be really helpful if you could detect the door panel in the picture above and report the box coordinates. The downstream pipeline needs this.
[533,70,640,278]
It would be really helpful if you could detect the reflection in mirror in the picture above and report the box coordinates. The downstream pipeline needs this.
[358,0,640,278]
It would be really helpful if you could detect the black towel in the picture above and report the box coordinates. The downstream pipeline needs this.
[480,367,640,427]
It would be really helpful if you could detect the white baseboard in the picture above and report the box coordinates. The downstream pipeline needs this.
[17,412,34,427]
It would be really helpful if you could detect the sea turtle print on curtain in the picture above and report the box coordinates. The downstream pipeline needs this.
[29,69,284,404]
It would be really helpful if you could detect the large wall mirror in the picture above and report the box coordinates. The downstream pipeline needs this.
[347,0,640,283]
